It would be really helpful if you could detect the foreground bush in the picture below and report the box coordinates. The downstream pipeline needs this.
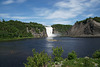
[93,49,100,59]
[52,47,64,62]
[68,51,77,60]
[24,49,51,67]
[24,48,100,67]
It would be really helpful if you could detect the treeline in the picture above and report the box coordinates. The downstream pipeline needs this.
[76,17,100,24]
[24,47,100,67]
[51,24,72,33]
[0,19,45,40]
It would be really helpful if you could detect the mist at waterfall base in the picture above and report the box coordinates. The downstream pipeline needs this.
[45,26,57,38]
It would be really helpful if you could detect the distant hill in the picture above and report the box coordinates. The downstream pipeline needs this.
[51,24,72,36]
[67,17,100,37]
[0,20,47,41]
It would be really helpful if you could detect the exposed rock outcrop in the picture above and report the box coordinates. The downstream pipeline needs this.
[67,19,100,37]
[27,27,47,38]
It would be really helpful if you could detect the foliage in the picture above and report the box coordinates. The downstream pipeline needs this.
[25,48,100,67]
[24,49,51,67]
[83,57,94,67]
[51,24,72,34]
[76,17,100,24]
[26,22,45,33]
[93,17,100,23]
[62,58,95,67]
[92,49,100,59]
[68,51,77,60]
[0,19,45,40]
[52,47,64,62]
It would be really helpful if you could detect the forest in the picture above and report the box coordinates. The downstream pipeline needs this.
[51,24,72,34]
[0,19,45,41]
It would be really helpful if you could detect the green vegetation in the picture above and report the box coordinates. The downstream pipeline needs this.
[24,47,100,67]
[93,49,100,59]
[24,49,51,67]
[62,57,97,67]
[68,51,77,60]
[52,47,63,62]
[51,24,72,34]
[76,17,100,24]
[0,19,45,41]
[93,17,100,23]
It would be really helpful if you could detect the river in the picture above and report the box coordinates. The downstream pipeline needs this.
[0,37,100,67]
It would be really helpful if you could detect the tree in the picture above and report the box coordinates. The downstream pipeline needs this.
[52,47,64,62]
[92,49,100,59]
[51,24,72,35]
[2,19,5,22]
[24,49,51,67]
[0,19,46,40]
[68,51,77,60]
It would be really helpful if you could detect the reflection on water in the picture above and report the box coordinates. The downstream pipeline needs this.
[46,43,53,47]
[45,43,53,55]
[46,37,57,42]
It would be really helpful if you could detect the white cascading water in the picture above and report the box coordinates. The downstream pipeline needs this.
[45,26,56,37]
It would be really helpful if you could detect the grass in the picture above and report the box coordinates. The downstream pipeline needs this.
[0,37,34,41]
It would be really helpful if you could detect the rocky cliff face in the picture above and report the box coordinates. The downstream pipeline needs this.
[67,19,100,37]
[27,27,47,38]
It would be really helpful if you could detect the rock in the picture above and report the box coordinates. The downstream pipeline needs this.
[27,27,47,38]
[67,19,100,37]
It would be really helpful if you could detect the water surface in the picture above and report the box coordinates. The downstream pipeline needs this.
[0,37,100,67]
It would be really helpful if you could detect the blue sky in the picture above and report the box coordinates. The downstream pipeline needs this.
[0,0,100,25]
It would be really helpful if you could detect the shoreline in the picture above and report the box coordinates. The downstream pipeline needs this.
[0,37,34,42]
[0,36,48,42]
[1,35,100,42]
[60,35,100,38]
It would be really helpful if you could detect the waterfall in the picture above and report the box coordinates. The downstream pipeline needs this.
[45,26,56,37]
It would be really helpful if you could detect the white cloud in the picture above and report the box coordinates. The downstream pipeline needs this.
[46,0,88,19]
[0,13,38,19]
[85,14,94,17]
[34,0,100,20]
[0,14,10,18]
[2,0,14,5]
[16,0,26,3]
[52,20,72,25]
[11,16,38,19]
[46,10,77,19]
[31,0,100,25]
[2,0,26,5]
[12,16,31,19]
[33,8,52,17]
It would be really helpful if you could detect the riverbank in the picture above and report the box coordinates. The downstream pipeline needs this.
[0,37,34,42]
[60,35,100,38]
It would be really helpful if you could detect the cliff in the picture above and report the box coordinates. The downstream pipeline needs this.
[67,18,100,37]
[27,27,47,38]
[25,22,47,38]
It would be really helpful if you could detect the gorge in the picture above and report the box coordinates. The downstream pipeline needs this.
[0,17,100,41]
